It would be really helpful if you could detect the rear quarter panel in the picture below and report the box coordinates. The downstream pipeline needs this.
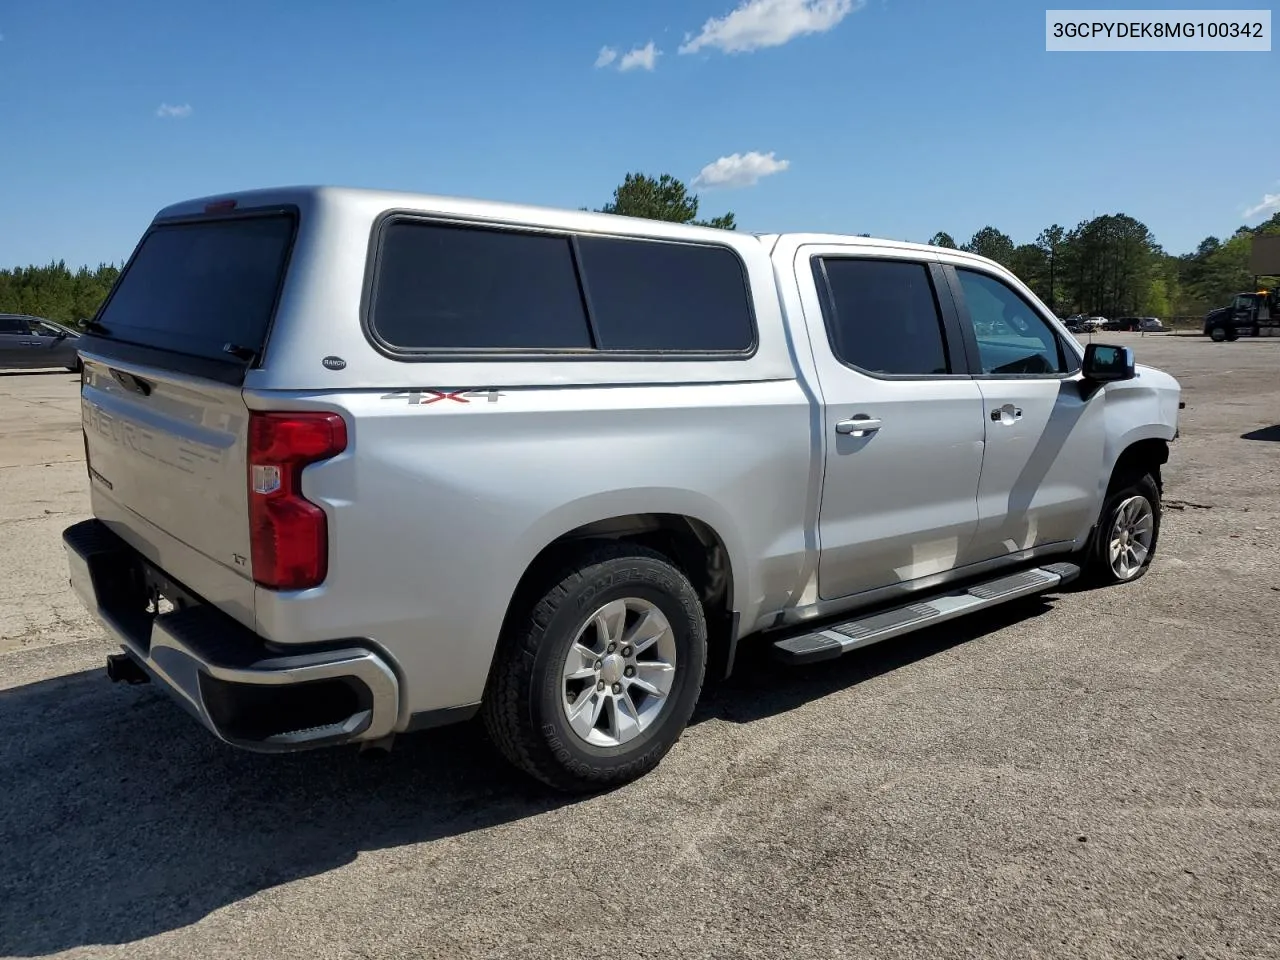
[249,381,813,723]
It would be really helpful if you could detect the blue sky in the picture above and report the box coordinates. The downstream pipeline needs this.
[1,0,1276,268]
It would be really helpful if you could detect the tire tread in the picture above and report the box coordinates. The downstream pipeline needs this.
[1082,470,1162,586]
[482,543,705,793]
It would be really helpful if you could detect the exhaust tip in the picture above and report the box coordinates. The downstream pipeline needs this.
[106,653,150,685]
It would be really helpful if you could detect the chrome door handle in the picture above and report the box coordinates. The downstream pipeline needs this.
[835,416,883,436]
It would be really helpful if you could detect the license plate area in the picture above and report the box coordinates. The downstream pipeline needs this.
[141,562,202,617]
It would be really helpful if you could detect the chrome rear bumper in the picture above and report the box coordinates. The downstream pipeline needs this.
[63,519,400,752]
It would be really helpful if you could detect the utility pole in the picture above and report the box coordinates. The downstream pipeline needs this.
[1048,245,1056,315]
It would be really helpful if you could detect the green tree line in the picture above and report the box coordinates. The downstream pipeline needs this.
[0,261,120,326]
[4,173,1278,324]
[933,211,1280,320]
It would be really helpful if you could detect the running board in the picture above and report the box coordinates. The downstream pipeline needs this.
[772,562,1080,666]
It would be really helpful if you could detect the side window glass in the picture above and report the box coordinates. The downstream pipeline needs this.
[0,317,30,335]
[817,258,950,376]
[576,236,755,352]
[370,221,593,351]
[955,269,1070,375]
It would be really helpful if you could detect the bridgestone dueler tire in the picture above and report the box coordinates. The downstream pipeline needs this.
[1082,472,1162,587]
[482,544,707,793]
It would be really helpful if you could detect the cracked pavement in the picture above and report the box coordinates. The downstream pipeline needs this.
[1,335,1278,960]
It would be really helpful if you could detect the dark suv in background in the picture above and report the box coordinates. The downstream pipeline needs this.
[0,314,83,371]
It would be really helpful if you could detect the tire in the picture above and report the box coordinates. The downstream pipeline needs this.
[482,543,707,793]
[1082,472,1161,586]
[1209,325,1227,342]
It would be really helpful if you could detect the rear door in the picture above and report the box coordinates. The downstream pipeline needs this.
[798,248,987,600]
[944,264,1104,560]
[79,210,297,619]
[0,316,36,368]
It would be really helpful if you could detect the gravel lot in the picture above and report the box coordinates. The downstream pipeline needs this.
[2,334,1278,960]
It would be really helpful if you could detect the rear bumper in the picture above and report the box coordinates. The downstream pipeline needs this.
[62,519,400,752]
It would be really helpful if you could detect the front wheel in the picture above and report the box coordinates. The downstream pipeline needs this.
[1209,325,1227,342]
[1082,473,1162,586]
[482,544,707,792]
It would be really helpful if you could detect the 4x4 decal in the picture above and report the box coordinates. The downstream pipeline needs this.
[379,389,504,406]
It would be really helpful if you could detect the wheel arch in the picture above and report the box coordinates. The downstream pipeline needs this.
[1108,436,1169,492]
[496,507,743,686]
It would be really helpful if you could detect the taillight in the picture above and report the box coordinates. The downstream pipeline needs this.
[247,411,347,590]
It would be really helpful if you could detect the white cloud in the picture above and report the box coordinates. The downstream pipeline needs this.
[156,102,193,119]
[618,41,660,71]
[692,151,790,189]
[680,0,862,55]
[1244,187,1280,219]
[594,45,618,68]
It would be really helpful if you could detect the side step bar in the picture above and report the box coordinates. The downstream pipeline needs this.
[772,562,1080,665]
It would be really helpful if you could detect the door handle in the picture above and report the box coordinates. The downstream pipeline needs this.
[835,416,883,436]
[990,406,1023,422]
[20,341,40,346]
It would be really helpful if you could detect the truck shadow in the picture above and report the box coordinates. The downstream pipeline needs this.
[0,369,79,378]
[0,672,555,956]
[1241,425,1280,442]
[0,596,1051,955]
[699,597,1053,725]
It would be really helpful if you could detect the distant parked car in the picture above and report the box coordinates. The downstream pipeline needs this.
[1109,317,1165,333]
[0,314,82,371]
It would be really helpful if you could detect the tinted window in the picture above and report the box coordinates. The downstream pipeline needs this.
[97,215,295,362]
[818,258,950,375]
[0,316,30,334]
[577,236,754,352]
[371,221,592,351]
[955,269,1069,375]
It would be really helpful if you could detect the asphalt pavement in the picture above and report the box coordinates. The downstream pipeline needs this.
[1,335,1277,959]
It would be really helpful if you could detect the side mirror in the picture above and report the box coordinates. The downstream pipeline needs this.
[55,330,68,340]
[1082,343,1135,382]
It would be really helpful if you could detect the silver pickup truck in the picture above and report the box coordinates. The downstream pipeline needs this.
[63,186,1181,791]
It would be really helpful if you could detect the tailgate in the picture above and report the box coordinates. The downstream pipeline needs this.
[76,208,298,624]
[82,359,253,588]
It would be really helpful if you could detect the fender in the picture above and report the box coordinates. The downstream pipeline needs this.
[509,486,753,624]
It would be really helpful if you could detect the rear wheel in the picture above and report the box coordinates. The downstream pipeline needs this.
[1082,472,1161,586]
[482,544,707,792]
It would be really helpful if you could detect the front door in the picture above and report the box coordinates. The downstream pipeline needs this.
[26,320,78,368]
[946,265,1105,559]
[1232,295,1257,328]
[799,250,987,600]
